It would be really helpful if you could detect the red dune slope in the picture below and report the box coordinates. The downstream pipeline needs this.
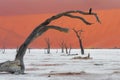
[0,9,120,48]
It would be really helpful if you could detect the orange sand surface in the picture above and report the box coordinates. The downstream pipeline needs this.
[0,9,120,48]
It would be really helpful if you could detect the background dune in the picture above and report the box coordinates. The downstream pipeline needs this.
[0,0,120,16]
[0,9,120,49]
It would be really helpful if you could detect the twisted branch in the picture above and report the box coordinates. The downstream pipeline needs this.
[0,9,101,74]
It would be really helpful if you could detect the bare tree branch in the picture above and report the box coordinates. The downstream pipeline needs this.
[0,9,101,74]
[15,25,69,61]
[64,14,92,25]
[73,28,84,55]
[40,9,101,26]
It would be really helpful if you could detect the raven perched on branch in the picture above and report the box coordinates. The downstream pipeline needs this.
[89,8,92,14]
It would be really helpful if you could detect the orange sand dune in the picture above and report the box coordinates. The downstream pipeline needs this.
[0,9,120,48]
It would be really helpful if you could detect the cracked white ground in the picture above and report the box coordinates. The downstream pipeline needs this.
[0,49,120,80]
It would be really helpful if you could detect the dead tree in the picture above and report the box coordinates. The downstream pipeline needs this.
[73,29,84,55]
[68,44,72,54]
[2,46,5,54]
[59,40,65,53]
[56,49,58,53]
[28,48,31,53]
[64,43,68,54]
[45,38,51,54]
[0,9,101,74]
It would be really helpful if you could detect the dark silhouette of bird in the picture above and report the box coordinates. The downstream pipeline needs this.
[89,8,92,14]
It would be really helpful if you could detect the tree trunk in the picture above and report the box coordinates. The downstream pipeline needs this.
[0,26,68,74]
[73,28,84,55]
[45,38,51,54]
[79,38,84,55]
[61,47,64,53]
[0,9,100,74]
[59,40,65,53]
[68,44,72,54]
[64,44,68,54]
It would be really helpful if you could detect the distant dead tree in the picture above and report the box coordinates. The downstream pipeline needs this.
[64,43,68,54]
[73,28,84,55]
[0,9,100,74]
[2,46,5,54]
[59,40,65,53]
[68,44,72,54]
[28,48,31,53]
[56,49,58,53]
[61,41,72,55]
[45,38,51,54]
[0,45,5,54]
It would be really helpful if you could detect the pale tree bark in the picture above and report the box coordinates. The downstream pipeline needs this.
[0,9,100,74]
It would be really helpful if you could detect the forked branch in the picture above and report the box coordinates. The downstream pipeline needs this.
[40,9,101,26]
[73,28,84,55]
[0,9,101,74]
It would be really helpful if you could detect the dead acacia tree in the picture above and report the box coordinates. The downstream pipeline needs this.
[59,40,65,53]
[73,29,84,55]
[2,46,5,54]
[68,44,72,54]
[45,38,51,54]
[0,9,100,74]
[64,43,68,54]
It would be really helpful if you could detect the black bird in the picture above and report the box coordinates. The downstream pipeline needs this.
[89,8,92,14]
